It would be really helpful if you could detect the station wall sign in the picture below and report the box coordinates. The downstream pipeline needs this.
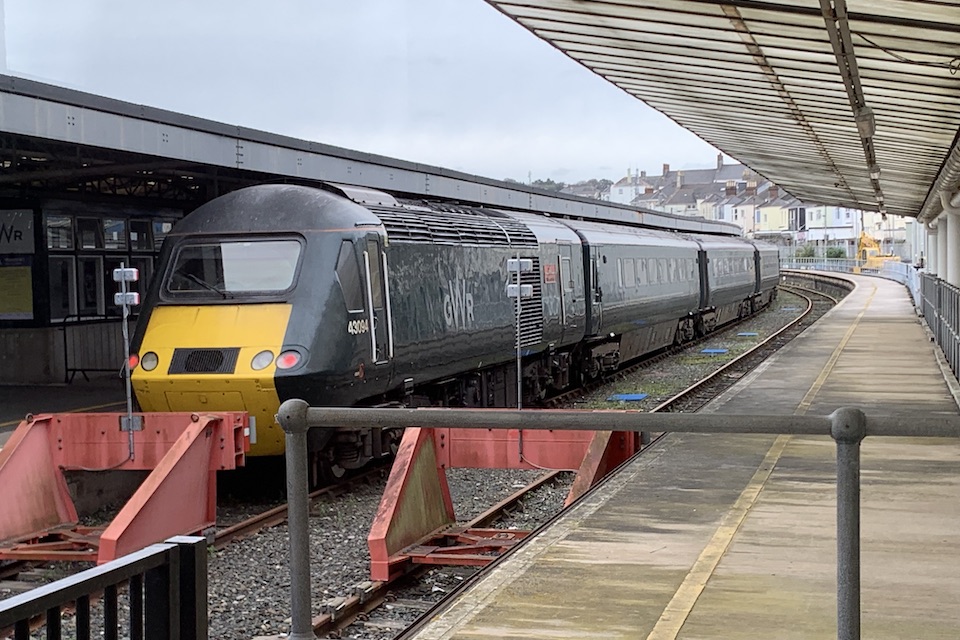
[0,210,35,254]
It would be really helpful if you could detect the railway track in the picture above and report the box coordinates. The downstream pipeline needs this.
[311,471,563,637]
[655,284,836,413]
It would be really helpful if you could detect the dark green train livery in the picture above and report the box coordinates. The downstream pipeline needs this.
[130,183,778,480]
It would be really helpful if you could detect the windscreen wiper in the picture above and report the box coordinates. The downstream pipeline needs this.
[186,273,232,299]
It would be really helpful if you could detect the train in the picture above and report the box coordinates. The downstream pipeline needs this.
[129,182,779,483]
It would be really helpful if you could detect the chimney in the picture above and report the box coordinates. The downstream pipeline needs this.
[725,180,736,196]
[640,170,646,178]
[769,185,779,199]
[717,153,723,170]
[662,163,670,176]
[676,171,684,188]
[645,187,653,194]
[746,180,757,196]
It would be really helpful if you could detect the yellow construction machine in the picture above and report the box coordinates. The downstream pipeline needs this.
[855,232,899,272]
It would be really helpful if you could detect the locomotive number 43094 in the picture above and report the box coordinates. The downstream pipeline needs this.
[347,318,370,335]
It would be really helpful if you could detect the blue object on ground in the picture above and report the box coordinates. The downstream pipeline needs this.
[781,306,801,311]
[737,332,758,337]
[701,348,729,354]
[607,393,648,402]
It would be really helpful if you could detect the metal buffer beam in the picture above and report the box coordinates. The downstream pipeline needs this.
[0,412,248,563]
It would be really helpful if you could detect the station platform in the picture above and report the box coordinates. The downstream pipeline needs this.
[0,374,126,447]
[405,274,960,639]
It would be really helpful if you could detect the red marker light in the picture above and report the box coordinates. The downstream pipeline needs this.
[128,354,140,370]
[276,351,301,370]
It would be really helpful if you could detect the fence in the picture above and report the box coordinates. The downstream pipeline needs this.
[60,316,125,383]
[921,273,960,379]
[0,536,207,640]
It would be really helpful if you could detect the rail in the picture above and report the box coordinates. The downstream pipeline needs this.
[59,315,125,383]
[780,257,921,305]
[921,273,960,380]
[277,402,960,640]
[0,536,206,640]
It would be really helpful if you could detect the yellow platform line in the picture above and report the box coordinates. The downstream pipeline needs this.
[0,400,125,429]
[646,283,877,639]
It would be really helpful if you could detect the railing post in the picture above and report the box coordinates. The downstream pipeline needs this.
[145,544,179,640]
[830,407,866,640]
[166,536,208,640]
[277,398,314,640]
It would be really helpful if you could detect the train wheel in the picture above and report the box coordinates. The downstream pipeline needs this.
[308,451,347,489]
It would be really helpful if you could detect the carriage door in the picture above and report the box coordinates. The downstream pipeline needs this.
[362,235,393,365]
[696,245,710,309]
[558,244,581,338]
[590,254,603,334]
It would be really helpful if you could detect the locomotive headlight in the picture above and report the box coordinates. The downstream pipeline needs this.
[140,352,159,371]
[251,350,275,371]
[276,350,302,370]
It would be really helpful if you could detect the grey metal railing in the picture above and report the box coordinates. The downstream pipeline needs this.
[921,273,960,379]
[780,257,864,274]
[277,402,960,640]
[780,257,922,304]
[0,536,207,640]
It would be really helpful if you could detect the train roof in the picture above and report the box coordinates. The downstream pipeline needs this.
[168,184,383,236]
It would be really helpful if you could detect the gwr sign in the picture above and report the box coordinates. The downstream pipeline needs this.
[0,211,34,254]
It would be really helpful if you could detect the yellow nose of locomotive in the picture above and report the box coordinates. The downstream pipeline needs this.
[131,304,293,456]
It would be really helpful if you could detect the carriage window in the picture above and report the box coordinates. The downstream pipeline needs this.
[624,258,636,288]
[617,258,623,287]
[166,239,300,296]
[336,241,365,312]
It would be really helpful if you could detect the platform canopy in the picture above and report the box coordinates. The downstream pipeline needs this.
[485,0,960,222]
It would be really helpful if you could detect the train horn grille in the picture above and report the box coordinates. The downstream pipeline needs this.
[169,348,240,374]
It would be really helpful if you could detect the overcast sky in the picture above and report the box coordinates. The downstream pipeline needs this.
[4,0,723,184]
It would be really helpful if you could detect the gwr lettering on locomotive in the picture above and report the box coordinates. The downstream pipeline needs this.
[443,278,475,329]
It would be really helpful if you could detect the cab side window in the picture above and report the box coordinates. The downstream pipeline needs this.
[336,241,365,312]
